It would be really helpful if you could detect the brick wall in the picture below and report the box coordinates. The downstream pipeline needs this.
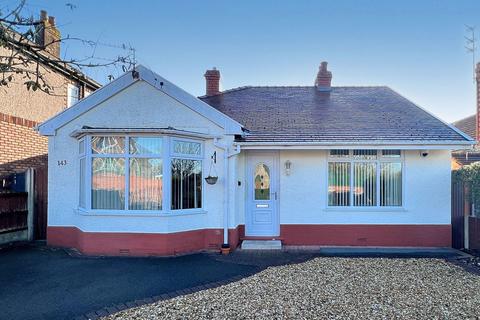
[0,46,97,122]
[0,113,47,176]
[0,45,98,177]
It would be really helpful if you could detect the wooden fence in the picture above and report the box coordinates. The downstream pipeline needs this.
[0,192,28,234]
[452,179,480,250]
[0,166,48,244]
[469,216,480,250]
[33,166,47,240]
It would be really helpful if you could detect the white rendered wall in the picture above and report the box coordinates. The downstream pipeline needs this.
[48,81,233,234]
[276,149,451,225]
[48,80,452,234]
[233,152,246,228]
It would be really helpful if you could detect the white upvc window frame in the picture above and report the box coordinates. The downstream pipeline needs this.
[78,137,86,209]
[170,137,204,211]
[67,84,80,108]
[326,149,405,209]
[78,134,205,215]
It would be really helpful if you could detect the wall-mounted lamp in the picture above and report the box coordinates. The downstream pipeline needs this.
[285,160,292,175]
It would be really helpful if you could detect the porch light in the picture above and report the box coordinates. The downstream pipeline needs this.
[285,160,292,175]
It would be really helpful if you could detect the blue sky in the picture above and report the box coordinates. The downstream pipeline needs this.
[5,0,480,122]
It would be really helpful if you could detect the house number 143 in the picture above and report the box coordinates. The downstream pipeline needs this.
[57,160,67,166]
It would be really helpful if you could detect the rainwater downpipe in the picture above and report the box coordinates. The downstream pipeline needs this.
[213,137,241,248]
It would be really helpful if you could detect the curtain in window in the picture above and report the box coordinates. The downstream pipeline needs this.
[353,163,377,206]
[380,163,402,206]
[171,159,202,210]
[91,158,125,209]
[328,162,351,206]
[129,158,163,210]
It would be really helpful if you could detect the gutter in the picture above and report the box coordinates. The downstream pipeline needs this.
[237,141,475,150]
[213,138,241,248]
[69,127,219,140]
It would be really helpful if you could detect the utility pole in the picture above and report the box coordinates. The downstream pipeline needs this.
[465,25,476,82]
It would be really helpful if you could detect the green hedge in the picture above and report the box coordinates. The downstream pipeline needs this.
[453,162,480,211]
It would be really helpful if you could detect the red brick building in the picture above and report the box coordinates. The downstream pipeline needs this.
[0,10,100,178]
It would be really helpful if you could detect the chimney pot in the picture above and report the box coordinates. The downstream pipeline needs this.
[204,68,221,96]
[35,10,61,58]
[315,61,332,92]
[40,10,48,21]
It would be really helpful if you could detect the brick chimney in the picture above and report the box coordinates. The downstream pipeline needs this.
[35,10,61,58]
[476,62,480,141]
[204,68,220,96]
[315,61,332,92]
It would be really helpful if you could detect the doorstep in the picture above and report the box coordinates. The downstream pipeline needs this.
[241,240,282,250]
[240,236,284,241]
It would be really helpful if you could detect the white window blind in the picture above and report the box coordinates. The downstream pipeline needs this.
[328,162,351,206]
[328,150,403,207]
[80,135,203,213]
[380,162,402,206]
[91,157,126,209]
[353,163,377,206]
[129,137,163,210]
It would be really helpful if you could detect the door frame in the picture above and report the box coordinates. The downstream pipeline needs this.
[245,151,280,237]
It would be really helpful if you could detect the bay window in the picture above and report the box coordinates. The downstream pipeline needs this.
[328,150,402,207]
[78,135,203,213]
[171,140,202,210]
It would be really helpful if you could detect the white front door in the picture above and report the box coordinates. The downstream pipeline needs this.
[246,152,279,237]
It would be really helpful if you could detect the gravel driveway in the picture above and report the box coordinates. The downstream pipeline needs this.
[103,257,480,319]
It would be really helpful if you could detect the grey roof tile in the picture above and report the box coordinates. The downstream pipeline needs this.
[200,86,471,143]
[452,114,476,140]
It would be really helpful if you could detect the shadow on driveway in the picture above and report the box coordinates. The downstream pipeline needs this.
[0,244,258,320]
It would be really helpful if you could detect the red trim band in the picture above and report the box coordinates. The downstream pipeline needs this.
[48,224,450,257]
[0,112,38,128]
[280,224,451,247]
[47,226,244,257]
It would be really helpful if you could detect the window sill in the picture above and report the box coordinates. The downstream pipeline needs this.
[75,207,207,217]
[324,207,407,213]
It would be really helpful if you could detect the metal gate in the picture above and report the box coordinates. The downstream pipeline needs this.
[451,180,465,249]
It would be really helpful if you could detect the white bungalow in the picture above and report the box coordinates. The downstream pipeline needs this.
[37,63,473,256]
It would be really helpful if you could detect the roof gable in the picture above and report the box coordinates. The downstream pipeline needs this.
[37,65,244,136]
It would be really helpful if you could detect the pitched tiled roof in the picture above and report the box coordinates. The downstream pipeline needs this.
[452,114,476,140]
[200,86,471,143]
[452,150,480,166]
